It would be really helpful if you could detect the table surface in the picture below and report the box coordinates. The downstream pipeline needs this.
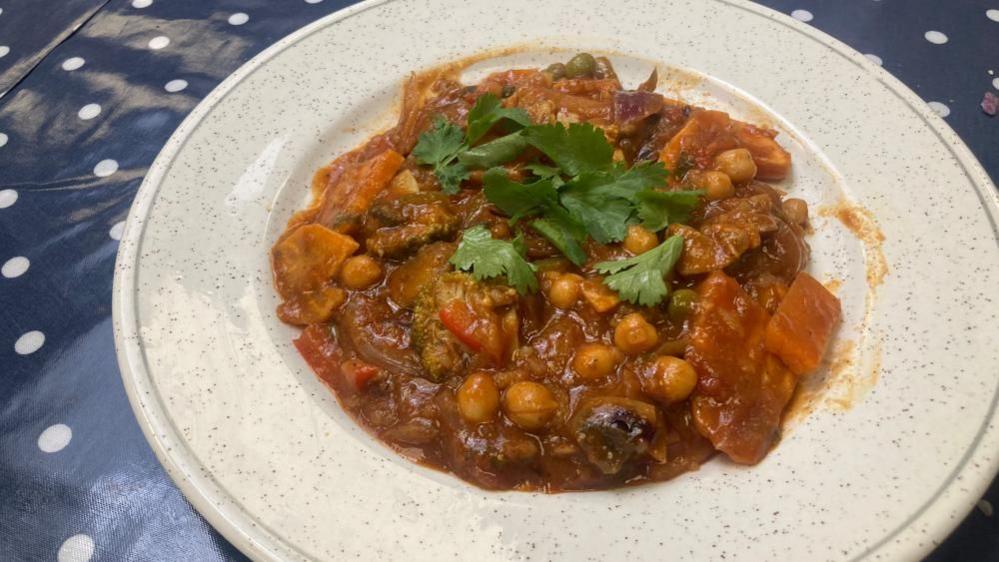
[1,1,997,560]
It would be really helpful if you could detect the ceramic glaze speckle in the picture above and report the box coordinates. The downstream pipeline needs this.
[112,0,999,560]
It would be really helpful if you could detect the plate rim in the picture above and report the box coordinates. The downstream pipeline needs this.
[111,1,999,560]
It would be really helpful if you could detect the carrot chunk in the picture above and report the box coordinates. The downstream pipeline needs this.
[315,149,405,232]
[764,272,842,375]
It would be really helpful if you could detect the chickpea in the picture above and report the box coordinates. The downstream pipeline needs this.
[503,382,559,430]
[340,255,382,290]
[614,312,659,355]
[623,224,659,255]
[457,372,501,424]
[642,356,698,404]
[572,343,620,379]
[713,148,758,183]
[782,198,809,226]
[547,272,583,309]
[687,169,734,200]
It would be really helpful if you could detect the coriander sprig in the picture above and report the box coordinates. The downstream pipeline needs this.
[594,235,685,306]
[412,94,531,194]
[449,225,538,294]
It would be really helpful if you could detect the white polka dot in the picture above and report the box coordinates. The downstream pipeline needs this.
[988,9,999,22]
[993,77,999,90]
[147,36,170,50]
[0,46,9,58]
[228,12,249,25]
[77,103,101,120]
[57,534,94,562]
[0,132,7,147]
[2,256,29,278]
[0,189,17,209]
[924,30,948,44]
[109,221,126,241]
[38,424,72,453]
[0,8,4,15]
[132,0,152,7]
[14,331,45,355]
[62,57,86,71]
[93,159,119,177]
[164,79,188,93]
[928,101,950,118]
[305,0,323,4]
[864,53,883,66]
[791,9,813,22]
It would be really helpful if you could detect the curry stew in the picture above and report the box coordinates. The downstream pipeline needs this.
[272,54,841,491]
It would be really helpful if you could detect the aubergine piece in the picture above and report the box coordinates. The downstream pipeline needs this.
[571,397,658,475]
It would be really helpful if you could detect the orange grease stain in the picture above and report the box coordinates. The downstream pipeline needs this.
[819,201,888,288]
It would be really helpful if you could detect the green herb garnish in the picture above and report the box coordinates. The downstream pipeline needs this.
[594,235,685,306]
[522,122,613,176]
[449,225,538,294]
[412,117,470,194]
[421,94,702,305]
[558,162,671,243]
[634,189,704,231]
[412,94,531,194]
[465,94,531,144]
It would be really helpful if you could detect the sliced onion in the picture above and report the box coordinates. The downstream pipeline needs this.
[613,90,664,125]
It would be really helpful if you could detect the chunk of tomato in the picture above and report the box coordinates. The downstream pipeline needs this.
[687,271,797,464]
[439,300,505,364]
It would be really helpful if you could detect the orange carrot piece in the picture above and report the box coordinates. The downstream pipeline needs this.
[315,149,405,232]
[764,272,842,375]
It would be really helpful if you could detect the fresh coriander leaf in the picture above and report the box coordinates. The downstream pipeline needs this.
[449,225,538,294]
[524,163,562,180]
[559,188,633,243]
[594,235,684,306]
[411,117,470,194]
[457,132,529,169]
[634,189,703,231]
[482,168,558,221]
[554,160,670,242]
[436,162,470,195]
[610,161,670,194]
[412,117,465,167]
[531,211,588,266]
[466,94,532,144]
[522,122,614,176]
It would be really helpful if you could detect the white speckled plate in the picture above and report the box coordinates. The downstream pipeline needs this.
[112,0,999,560]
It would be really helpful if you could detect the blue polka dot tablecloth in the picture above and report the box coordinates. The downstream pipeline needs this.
[0,1,997,560]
